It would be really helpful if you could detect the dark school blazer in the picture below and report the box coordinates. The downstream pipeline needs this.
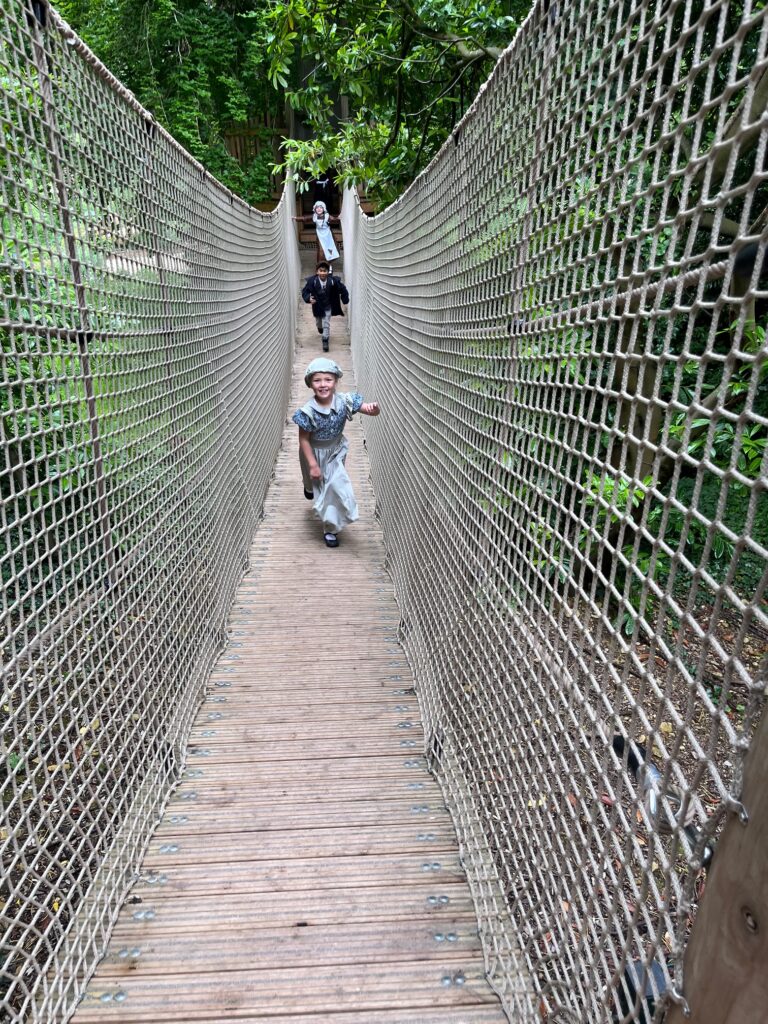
[301,275,350,317]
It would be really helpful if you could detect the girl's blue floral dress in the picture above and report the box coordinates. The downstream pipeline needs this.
[292,391,364,533]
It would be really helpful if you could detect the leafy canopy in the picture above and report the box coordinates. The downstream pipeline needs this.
[58,0,284,204]
[59,0,530,209]
[265,0,530,206]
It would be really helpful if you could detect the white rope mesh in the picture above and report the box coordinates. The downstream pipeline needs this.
[1,3,297,1019]
[343,1,768,1020]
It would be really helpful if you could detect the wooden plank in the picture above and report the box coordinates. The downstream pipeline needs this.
[131,853,466,898]
[181,715,426,738]
[95,919,483,975]
[76,962,501,1021]
[164,777,435,804]
[170,755,426,783]
[162,782,438,811]
[169,735,425,762]
[141,819,459,866]
[154,796,450,833]
[108,886,476,941]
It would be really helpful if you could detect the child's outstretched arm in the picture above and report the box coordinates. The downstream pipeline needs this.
[360,402,380,416]
[298,428,322,481]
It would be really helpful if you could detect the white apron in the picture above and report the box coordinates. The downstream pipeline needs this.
[313,211,339,260]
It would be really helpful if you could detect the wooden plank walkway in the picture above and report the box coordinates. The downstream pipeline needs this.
[72,255,507,1024]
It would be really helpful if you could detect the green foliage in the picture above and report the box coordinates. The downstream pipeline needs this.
[266,0,531,207]
[58,0,534,207]
[58,0,283,206]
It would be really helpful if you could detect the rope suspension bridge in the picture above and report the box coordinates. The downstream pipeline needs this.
[2,0,768,1021]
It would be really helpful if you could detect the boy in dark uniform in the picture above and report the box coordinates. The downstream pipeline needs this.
[301,261,349,352]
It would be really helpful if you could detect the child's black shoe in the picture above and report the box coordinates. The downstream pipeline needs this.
[303,488,314,500]
[324,532,339,548]
[322,339,329,352]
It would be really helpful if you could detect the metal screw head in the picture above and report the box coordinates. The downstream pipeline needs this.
[742,906,759,933]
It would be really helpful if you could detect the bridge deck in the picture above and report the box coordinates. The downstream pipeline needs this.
[71,256,506,1023]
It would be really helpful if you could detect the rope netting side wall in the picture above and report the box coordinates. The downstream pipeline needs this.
[0,2,298,1019]
[344,1,768,1020]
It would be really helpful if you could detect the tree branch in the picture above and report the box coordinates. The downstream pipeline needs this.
[396,0,503,61]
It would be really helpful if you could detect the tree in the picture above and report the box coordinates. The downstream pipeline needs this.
[264,0,531,207]
[57,0,284,203]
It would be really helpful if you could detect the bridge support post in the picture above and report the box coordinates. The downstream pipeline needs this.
[667,707,768,1023]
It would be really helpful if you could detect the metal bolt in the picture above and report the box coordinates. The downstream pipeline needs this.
[742,907,759,933]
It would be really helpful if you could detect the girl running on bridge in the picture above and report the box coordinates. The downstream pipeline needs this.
[293,200,340,263]
[292,358,380,548]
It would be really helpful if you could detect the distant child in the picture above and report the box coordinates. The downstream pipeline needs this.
[301,261,349,352]
[292,357,380,548]
[293,200,340,262]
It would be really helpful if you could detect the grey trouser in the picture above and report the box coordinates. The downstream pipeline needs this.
[315,309,332,340]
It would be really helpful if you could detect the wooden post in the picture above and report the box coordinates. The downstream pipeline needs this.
[667,707,768,1022]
